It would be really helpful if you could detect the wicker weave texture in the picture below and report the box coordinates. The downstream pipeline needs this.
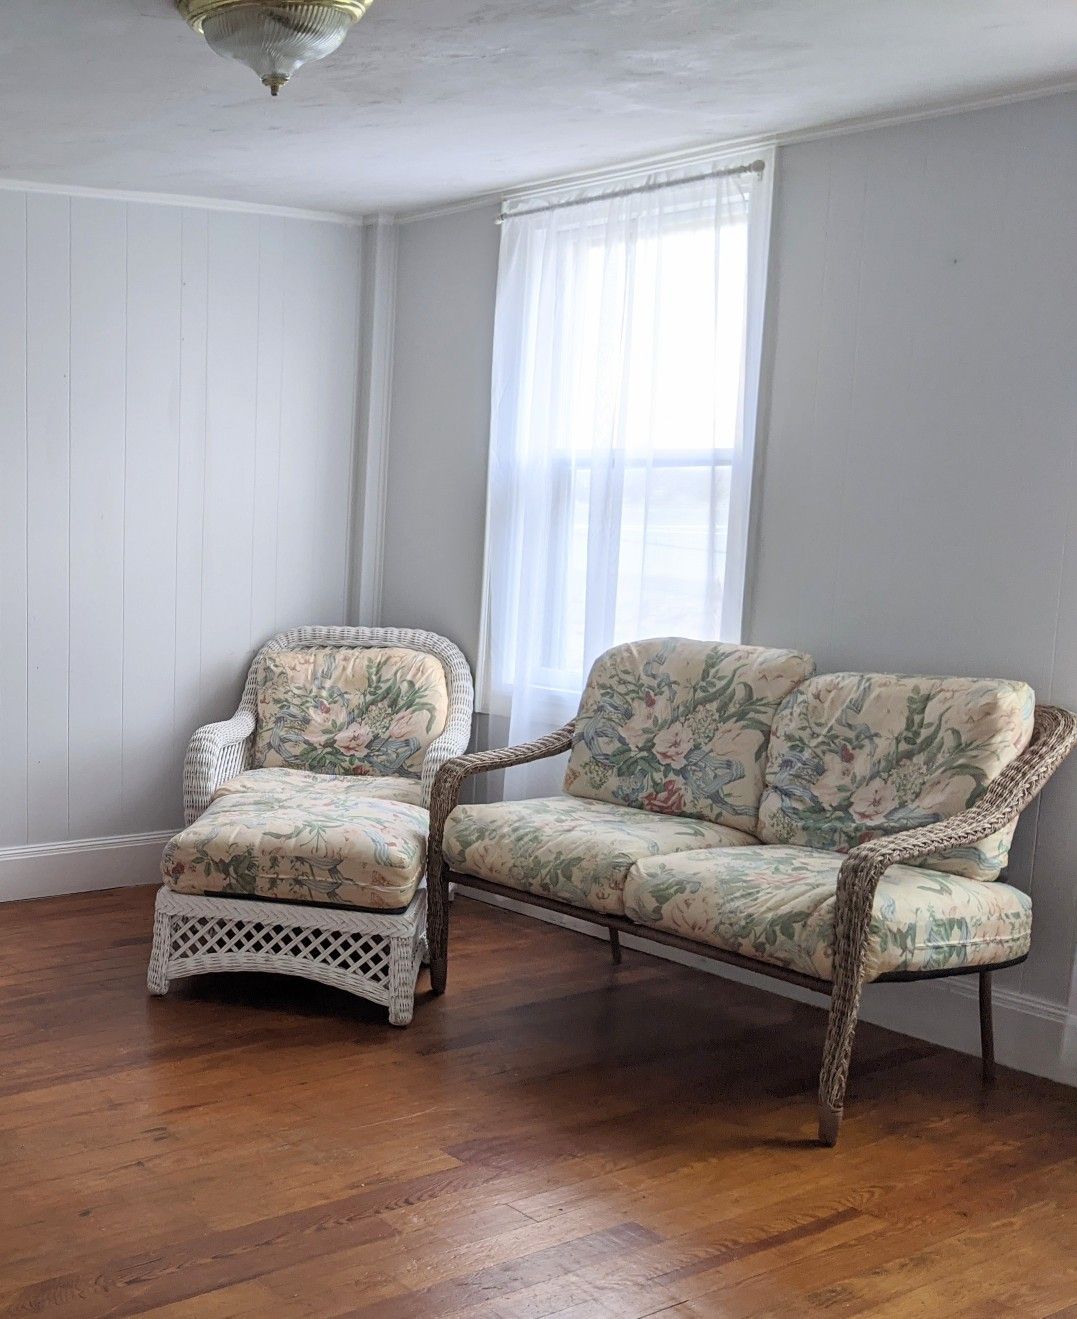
[425,721,576,993]
[817,702,1077,1142]
[148,885,428,1026]
[166,625,473,1025]
[427,703,1077,1143]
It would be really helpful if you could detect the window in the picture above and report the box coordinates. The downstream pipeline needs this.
[478,152,774,786]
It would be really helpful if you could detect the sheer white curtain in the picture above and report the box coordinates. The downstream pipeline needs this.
[478,152,774,797]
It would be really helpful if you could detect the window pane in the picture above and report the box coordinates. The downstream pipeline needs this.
[532,217,747,690]
[611,220,748,458]
[614,464,731,642]
[537,461,732,690]
[482,158,771,737]
[538,464,590,678]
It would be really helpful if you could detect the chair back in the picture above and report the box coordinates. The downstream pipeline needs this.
[757,671,1035,879]
[564,637,815,832]
[241,626,474,806]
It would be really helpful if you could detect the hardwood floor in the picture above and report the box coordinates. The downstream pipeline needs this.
[1,885,1075,1318]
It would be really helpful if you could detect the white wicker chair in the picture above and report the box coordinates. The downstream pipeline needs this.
[148,625,474,1025]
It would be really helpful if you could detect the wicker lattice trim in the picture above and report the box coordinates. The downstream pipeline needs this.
[149,886,428,1025]
[181,625,475,825]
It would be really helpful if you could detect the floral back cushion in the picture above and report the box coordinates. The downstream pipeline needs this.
[253,646,449,779]
[563,638,816,831]
[756,672,1035,880]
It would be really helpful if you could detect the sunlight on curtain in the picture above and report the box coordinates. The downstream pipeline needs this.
[478,152,774,796]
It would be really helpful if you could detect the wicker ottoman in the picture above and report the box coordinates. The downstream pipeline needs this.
[148,883,428,1026]
[149,765,435,1026]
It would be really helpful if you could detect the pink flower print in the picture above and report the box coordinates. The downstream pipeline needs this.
[388,711,418,741]
[642,779,686,815]
[334,724,372,756]
[850,777,898,821]
[653,722,690,769]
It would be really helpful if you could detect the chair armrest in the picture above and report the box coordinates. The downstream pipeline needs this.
[182,710,257,825]
[427,721,576,880]
[831,702,1077,984]
[418,679,476,807]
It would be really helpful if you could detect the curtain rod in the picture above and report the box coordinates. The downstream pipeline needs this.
[496,158,766,225]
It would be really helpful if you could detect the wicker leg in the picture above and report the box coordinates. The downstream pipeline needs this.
[817,991,859,1146]
[388,936,416,1027]
[979,971,996,1085]
[427,869,449,996]
[817,958,870,1147]
[816,869,880,1147]
[609,928,622,965]
[147,895,172,996]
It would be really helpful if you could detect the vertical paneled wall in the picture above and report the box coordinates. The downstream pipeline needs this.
[0,192,362,847]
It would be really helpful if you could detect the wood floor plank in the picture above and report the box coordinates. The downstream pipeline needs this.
[0,885,1074,1317]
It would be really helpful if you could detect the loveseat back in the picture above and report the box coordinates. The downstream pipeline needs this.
[757,672,1035,880]
[252,645,450,780]
[563,637,816,831]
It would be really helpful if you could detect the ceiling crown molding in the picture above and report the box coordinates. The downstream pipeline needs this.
[0,175,364,224]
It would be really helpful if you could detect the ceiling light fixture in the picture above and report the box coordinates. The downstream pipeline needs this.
[178,0,373,96]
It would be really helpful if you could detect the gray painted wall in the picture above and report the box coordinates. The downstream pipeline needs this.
[380,92,1077,1057]
[380,203,500,671]
[751,92,1077,1010]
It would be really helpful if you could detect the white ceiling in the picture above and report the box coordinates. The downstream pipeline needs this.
[1,0,1075,216]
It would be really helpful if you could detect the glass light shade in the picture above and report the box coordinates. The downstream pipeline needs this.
[200,3,358,94]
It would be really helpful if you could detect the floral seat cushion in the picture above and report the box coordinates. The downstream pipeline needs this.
[162,768,428,910]
[235,765,424,806]
[623,846,1031,981]
[443,795,756,916]
[757,673,1035,881]
[253,646,450,781]
[564,638,815,833]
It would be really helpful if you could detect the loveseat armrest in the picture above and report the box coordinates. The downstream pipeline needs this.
[836,703,1077,902]
[427,720,576,876]
[182,710,257,825]
[425,720,576,992]
[819,703,1077,1134]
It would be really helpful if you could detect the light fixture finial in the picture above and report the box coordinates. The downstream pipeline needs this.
[178,0,374,96]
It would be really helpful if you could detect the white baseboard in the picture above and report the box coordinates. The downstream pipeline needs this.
[461,889,1076,1088]
[0,830,174,903]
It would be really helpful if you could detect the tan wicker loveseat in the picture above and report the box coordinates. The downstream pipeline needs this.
[427,638,1077,1144]
[148,625,473,1025]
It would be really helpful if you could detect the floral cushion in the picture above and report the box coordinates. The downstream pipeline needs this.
[253,646,449,780]
[162,767,428,910]
[757,673,1035,881]
[623,845,1031,981]
[443,794,756,916]
[227,765,424,807]
[563,638,815,831]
